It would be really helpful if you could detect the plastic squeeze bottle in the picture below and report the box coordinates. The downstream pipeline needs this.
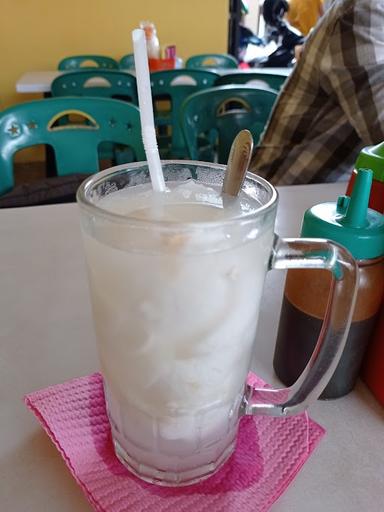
[274,169,384,399]
[139,21,160,59]
[346,143,384,406]
[346,142,384,213]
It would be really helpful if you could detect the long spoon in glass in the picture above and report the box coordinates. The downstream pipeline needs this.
[222,129,254,197]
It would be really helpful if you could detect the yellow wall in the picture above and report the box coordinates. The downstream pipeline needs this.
[1,0,229,109]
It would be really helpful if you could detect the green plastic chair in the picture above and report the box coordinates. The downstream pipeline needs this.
[51,69,138,104]
[0,97,145,196]
[150,69,220,158]
[58,55,118,70]
[186,54,238,69]
[51,70,138,163]
[180,85,278,164]
[215,72,287,91]
[119,53,135,69]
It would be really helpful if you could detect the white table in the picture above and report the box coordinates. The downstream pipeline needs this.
[15,67,292,94]
[1,182,383,511]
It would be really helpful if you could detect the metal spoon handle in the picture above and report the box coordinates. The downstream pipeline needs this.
[222,129,254,197]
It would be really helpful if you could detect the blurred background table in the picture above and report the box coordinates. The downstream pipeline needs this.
[16,71,63,94]
[15,67,292,94]
[1,181,382,511]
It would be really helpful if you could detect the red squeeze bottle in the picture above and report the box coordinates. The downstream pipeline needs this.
[361,305,384,405]
[346,142,384,213]
[347,142,384,405]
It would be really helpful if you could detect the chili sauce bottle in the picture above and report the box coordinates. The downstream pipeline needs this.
[361,305,384,406]
[349,143,384,405]
[274,169,384,399]
[346,141,384,213]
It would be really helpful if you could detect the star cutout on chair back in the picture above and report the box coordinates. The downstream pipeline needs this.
[7,123,21,137]
[27,121,38,130]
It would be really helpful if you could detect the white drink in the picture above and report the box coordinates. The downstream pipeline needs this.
[82,180,274,484]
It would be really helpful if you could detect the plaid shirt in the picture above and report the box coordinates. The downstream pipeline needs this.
[250,0,384,185]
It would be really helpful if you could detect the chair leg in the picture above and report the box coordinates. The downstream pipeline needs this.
[45,146,57,177]
[43,92,58,177]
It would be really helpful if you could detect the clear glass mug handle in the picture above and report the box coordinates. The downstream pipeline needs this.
[241,235,358,418]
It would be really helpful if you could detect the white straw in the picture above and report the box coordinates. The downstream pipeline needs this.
[132,28,166,192]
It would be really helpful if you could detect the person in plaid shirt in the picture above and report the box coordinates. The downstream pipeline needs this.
[250,0,384,185]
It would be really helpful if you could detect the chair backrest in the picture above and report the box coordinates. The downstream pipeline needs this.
[51,70,138,104]
[215,72,287,91]
[186,53,238,69]
[58,55,118,70]
[180,85,278,164]
[150,69,220,157]
[119,53,135,69]
[0,97,145,195]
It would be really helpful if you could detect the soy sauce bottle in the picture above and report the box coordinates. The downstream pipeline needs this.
[274,169,384,399]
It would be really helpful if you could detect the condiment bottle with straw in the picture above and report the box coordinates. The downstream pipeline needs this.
[273,169,384,399]
[132,28,165,193]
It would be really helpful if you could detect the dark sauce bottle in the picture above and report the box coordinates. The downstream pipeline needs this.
[274,169,384,399]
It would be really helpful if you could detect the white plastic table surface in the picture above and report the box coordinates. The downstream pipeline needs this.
[1,182,383,511]
[16,71,64,93]
[15,67,292,94]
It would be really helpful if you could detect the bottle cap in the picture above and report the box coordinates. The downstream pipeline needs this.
[355,142,384,183]
[301,169,384,260]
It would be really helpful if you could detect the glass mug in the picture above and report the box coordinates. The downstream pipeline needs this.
[77,161,357,487]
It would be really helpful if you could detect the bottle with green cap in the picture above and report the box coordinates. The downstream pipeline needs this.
[274,169,384,399]
[346,141,384,214]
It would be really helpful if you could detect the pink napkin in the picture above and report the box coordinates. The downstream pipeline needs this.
[25,373,325,512]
